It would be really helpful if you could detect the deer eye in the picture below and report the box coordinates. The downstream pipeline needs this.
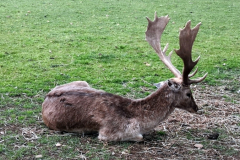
[186,93,191,98]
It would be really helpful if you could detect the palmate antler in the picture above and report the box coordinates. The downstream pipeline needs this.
[145,12,207,85]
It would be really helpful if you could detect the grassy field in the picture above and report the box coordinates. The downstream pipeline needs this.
[0,0,239,159]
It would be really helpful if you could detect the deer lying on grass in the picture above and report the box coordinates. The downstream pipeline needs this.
[42,12,207,141]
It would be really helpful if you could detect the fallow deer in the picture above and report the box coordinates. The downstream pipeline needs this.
[42,12,207,141]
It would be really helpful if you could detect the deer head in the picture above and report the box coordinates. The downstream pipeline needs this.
[145,12,207,113]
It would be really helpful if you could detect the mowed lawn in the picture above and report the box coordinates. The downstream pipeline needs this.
[0,0,239,159]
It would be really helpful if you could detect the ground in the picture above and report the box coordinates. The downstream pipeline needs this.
[1,83,239,159]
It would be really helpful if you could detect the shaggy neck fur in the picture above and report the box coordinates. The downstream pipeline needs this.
[128,81,175,133]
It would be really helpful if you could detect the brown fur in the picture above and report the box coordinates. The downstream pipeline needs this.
[42,79,198,141]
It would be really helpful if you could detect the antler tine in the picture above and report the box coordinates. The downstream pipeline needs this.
[175,21,207,85]
[189,72,208,84]
[145,12,182,78]
[188,67,198,78]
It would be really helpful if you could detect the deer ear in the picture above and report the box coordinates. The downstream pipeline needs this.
[154,81,164,89]
[168,80,181,91]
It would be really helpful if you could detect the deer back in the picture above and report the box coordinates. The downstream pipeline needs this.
[42,81,136,132]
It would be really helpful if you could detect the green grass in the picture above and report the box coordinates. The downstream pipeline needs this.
[0,0,240,159]
[1,0,239,96]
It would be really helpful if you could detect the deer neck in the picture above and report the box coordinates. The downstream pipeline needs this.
[130,82,175,132]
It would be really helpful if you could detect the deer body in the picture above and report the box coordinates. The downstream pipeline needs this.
[42,79,194,141]
[42,13,207,141]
